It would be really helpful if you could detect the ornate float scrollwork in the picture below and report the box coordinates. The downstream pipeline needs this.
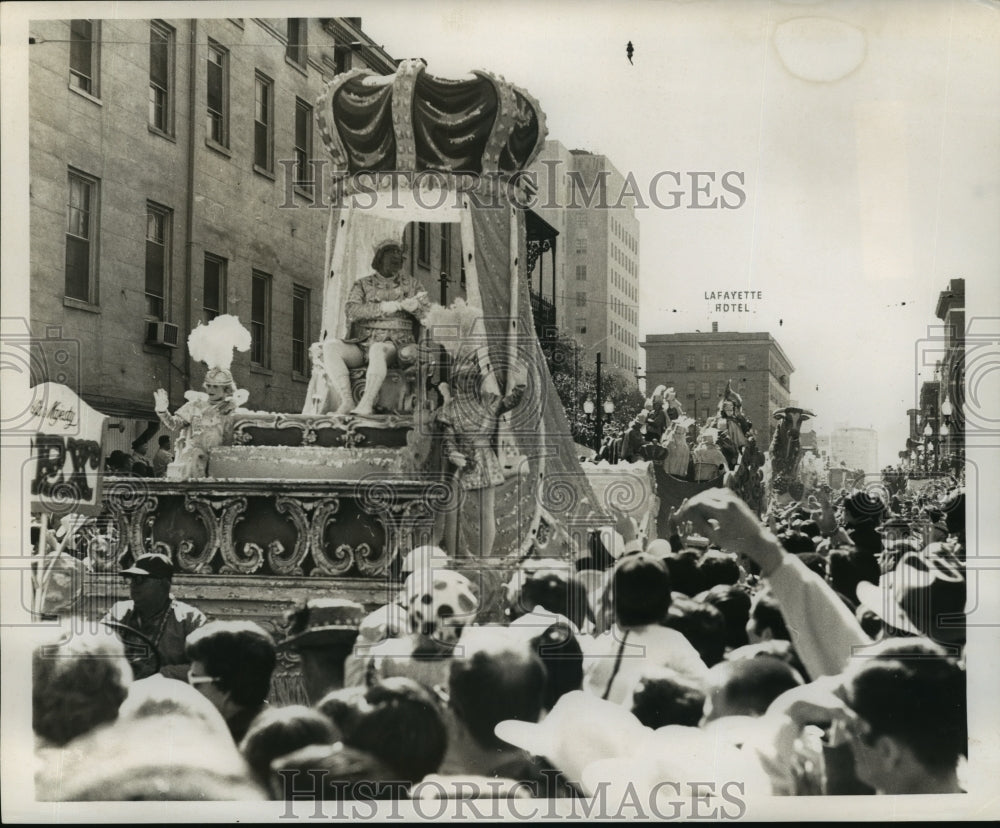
[95,480,439,579]
[354,542,385,576]
[96,509,129,572]
[341,421,367,449]
[307,498,346,576]
[179,494,225,573]
[100,477,152,567]
[212,496,258,574]
[236,543,266,574]
[128,495,160,562]
[312,542,356,577]
[270,496,316,575]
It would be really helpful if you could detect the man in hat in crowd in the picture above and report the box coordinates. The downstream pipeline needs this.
[278,597,365,704]
[318,238,431,416]
[101,552,207,681]
[855,547,966,648]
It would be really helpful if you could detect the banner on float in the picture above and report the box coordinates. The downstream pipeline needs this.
[27,382,107,516]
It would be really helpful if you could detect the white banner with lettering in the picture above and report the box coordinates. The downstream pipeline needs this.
[28,382,107,516]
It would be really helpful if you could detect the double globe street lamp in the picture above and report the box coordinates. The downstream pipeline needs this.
[583,397,616,453]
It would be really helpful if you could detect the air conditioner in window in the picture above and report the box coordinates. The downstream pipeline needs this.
[146,321,180,347]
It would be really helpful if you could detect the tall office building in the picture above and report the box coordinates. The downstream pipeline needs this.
[528,141,641,375]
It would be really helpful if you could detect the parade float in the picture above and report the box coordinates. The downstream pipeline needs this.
[60,60,638,700]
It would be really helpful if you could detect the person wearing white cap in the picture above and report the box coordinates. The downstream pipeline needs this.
[317,238,431,415]
[400,545,450,578]
[362,569,479,692]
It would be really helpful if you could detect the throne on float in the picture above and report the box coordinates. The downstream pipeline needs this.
[301,59,555,423]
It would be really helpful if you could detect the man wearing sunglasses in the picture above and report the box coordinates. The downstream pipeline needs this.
[101,552,207,681]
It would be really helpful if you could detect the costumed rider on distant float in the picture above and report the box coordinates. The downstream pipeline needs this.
[710,381,755,469]
[308,238,432,416]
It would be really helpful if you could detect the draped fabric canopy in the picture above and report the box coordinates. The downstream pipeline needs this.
[315,63,608,558]
[317,60,547,177]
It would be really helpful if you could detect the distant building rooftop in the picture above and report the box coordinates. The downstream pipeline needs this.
[641,331,795,373]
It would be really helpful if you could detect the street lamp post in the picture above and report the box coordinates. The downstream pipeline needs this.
[595,352,603,451]
[583,398,616,453]
[574,344,579,430]
[940,395,953,466]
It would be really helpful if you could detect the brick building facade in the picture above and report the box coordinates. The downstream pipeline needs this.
[28,16,465,453]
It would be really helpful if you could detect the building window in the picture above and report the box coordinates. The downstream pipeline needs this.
[686,354,696,370]
[286,18,307,67]
[69,19,99,96]
[439,224,450,275]
[292,285,310,375]
[575,235,587,254]
[251,271,271,367]
[333,43,352,75]
[254,72,274,173]
[737,353,747,369]
[145,204,171,319]
[203,254,227,322]
[664,354,675,370]
[206,40,229,147]
[149,21,175,135]
[294,97,313,188]
[701,381,710,399]
[716,381,726,398]
[417,222,430,267]
[686,381,696,398]
[65,169,98,303]
[575,291,586,308]
[576,265,587,280]
[576,317,587,335]
[702,354,710,371]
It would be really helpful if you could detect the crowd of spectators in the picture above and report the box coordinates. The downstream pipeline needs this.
[33,477,968,804]
[105,435,174,478]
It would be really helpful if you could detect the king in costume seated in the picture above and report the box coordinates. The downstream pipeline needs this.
[310,238,431,416]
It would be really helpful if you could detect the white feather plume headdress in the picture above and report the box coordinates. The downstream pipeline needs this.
[188,314,252,371]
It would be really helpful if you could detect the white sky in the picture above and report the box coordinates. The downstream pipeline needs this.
[359,0,1000,468]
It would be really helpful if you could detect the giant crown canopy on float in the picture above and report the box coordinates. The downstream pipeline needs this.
[317,58,548,180]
